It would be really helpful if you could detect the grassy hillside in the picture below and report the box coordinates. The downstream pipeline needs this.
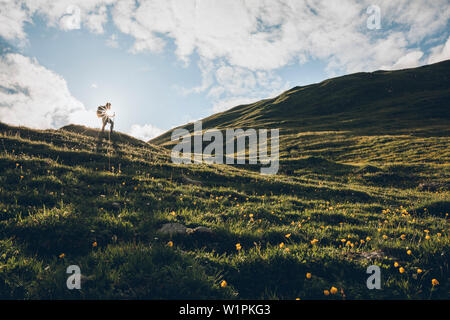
[0,62,449,299]
[151,59,450,150]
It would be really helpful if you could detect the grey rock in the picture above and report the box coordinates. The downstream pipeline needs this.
[157,223,188,235]
[157,223,214,237]
[181,174,203,186]
[111,202,121,209]
[187,226,214,235]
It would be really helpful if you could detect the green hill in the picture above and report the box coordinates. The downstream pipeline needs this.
[152,59,450,151]
[0,61,448,299]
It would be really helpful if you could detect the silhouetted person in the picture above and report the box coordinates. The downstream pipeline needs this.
[97,102,115,134]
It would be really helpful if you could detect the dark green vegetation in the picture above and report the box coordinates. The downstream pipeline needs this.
[1,61,449,299]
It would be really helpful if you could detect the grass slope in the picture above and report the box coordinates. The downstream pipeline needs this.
[0,62,449,300]
[151,59,450,149]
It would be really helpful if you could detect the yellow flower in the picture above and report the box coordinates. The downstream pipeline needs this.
[279,242,285,248]
[306,273,312,279]
[92,241,98,247]
[310,239,319,245]
[220,280,227,288]
[59,253,65,259]
[235,243,242,251]
[170,211,176,216]
[399,267,405,274]
[341,239,346,243]
[400,234,406,240]
[323,290,330,296]
[424,229,429,233]
[394,262,399,268]
[417,269,423,274]
[366,237,371,241]
[330,287,338,295]
[285,233,291,238]
[295,298,300,300]
[249,213,254,218]
[431,279,439,286]
[437,233,442,237]
[167,241,173,247]
[425,235,430,240]
[406,249,412,255]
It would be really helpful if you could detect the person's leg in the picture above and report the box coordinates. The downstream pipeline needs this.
[109,119,114,133]
[102,118,107,133]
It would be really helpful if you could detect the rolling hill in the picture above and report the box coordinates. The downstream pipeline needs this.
[151,60,450,157]
[0,61,448,299]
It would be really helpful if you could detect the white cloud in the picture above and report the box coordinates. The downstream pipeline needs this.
[106,0,450,113]
[0,0,31,41]
[376,0,450,44]
[2,0,449,74]
[106,34,119,48]
[9,0,115,35]
[111,0,166,53]
[181,59,215,95]
[105,0,449,73]
[212,96,261,113]
[381,50,425,71]
[59,5,81,31]
[85,5,108,34]
[428,36,450,64]
[128,123,164,141]
[204,63,288,113]
[0,53,95,129]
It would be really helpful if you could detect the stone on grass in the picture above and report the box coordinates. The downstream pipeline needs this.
[157,223,214,237]
[157,223,188,235]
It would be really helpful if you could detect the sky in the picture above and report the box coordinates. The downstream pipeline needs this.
[0,0,449,141]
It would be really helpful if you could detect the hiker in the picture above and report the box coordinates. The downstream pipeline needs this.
[97,102,115,134]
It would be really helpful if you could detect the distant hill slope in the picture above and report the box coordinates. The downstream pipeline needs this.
[60,124,149,148]
[151,60,450,151]
[0,122,170,163]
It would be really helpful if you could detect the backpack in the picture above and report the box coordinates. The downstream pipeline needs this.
[97,106,105,118]
[97,104,110,118]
